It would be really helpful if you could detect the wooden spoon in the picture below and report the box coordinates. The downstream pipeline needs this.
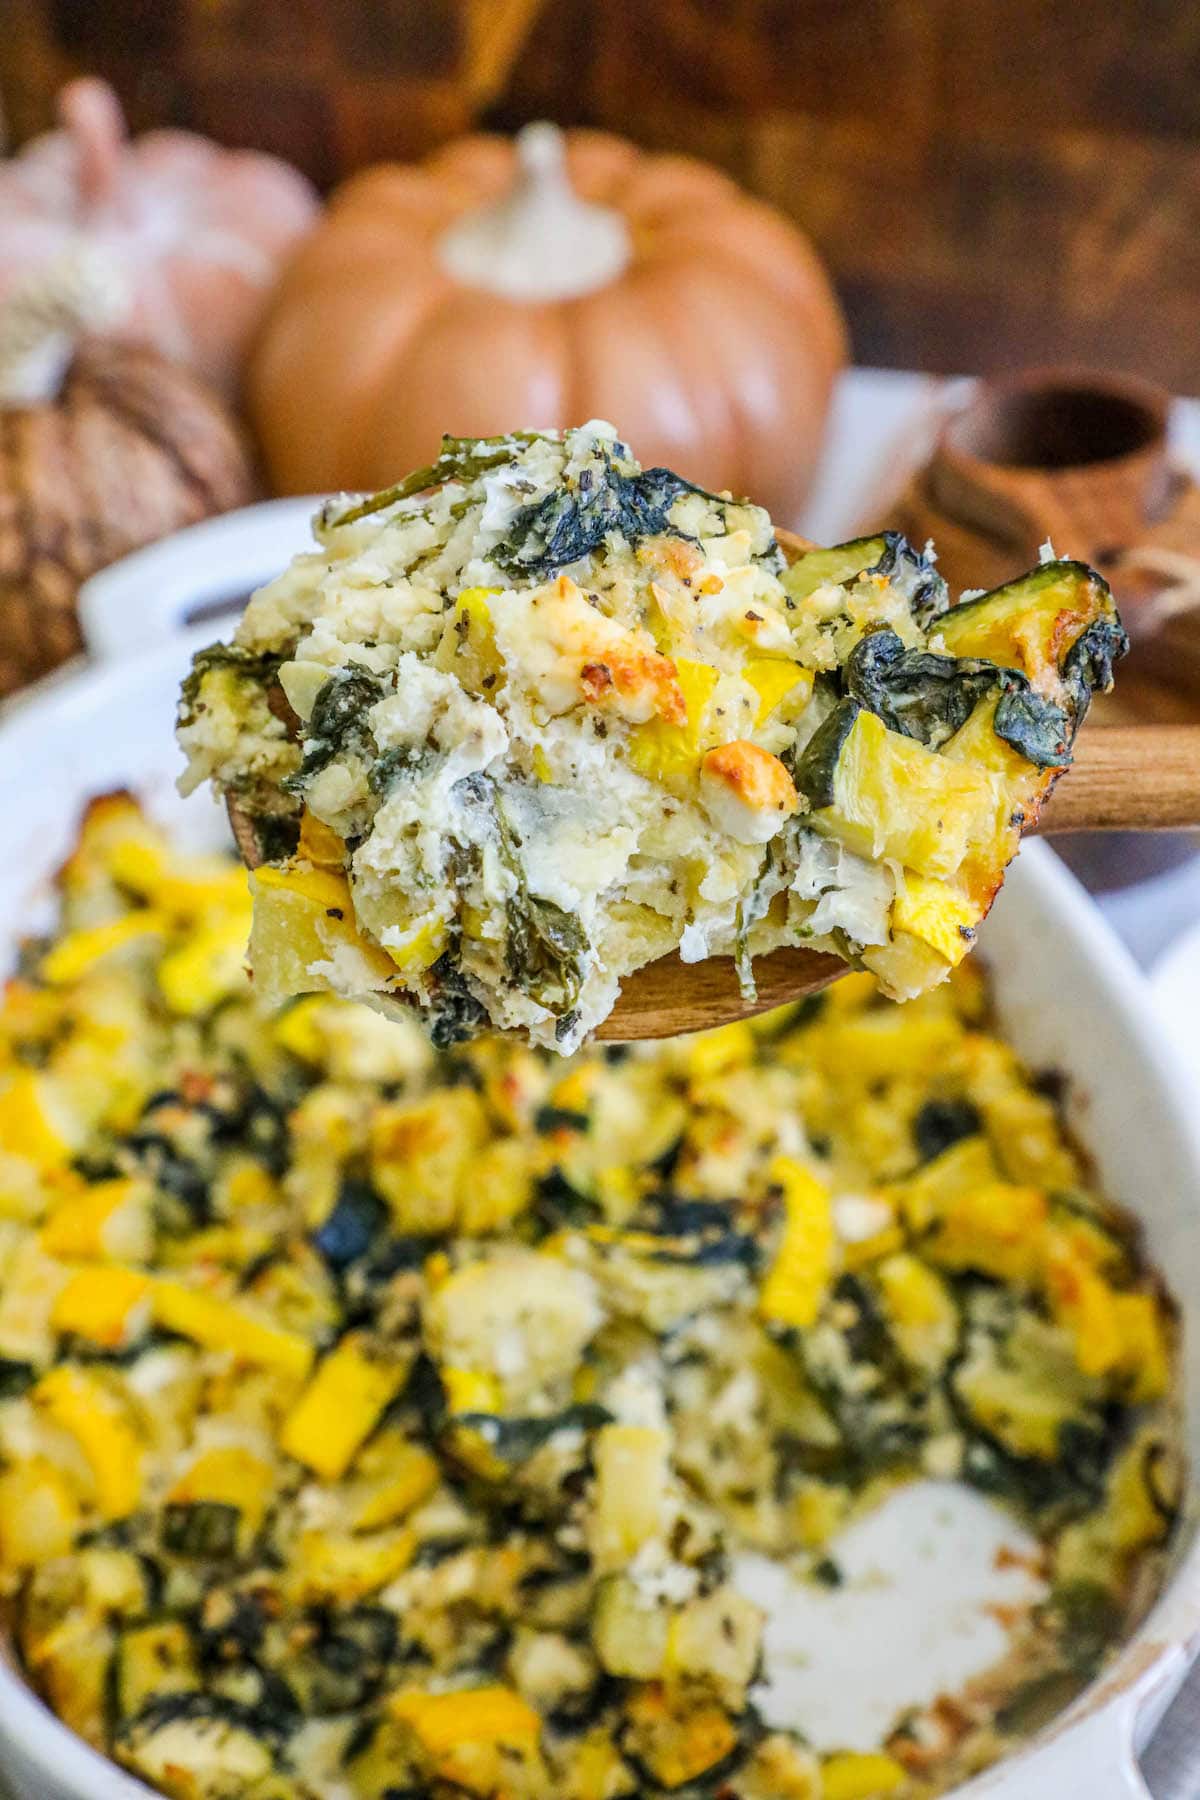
[227,529,1200,1040]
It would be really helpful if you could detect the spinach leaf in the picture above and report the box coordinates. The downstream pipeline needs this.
[873,532,950,625]
[161,1501,241,1559]
[425,952,489,1048]
[1062,617,1129,718]
[287,665,386,792]
[845,628,1074,768]
[312,1180,387,1270]
[452,772,589,1017]
[452,1404,614,1464]
[913,1098,982,1162]
[495,439,728,579]
[367,744,438,796]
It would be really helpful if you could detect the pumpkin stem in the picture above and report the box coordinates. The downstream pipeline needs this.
[437,122,631,304]
[0,248,129,408]
[58,77,129,209]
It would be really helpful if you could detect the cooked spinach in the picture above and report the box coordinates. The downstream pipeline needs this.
[533,1167,602,1233]
[286,665,386,792]
[451,1404,614,1465]
[120,1686,296,1750]
[995,1668,1089,1736]
[290,1606,398,1714]
[913,1098,983,1163]
[161,1501,242,1560]
[367,745,438,796]
[0,1358,34,1399]
[845,628,1074,767]
[505,886,588,1015]
[424,951,489,1048]
[494,439,728,579]
[1062,617,1129,717]
[312,1180,387,1270]
[452,772,589,1017]
[1044,1579,1125,1674]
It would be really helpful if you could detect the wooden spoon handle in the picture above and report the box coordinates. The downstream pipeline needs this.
[1040,724,1200,833]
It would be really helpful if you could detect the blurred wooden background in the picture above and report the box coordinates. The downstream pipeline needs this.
[5,0,1200,390]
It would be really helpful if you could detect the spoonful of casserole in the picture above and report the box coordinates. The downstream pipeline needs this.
[176,423,1160,1050]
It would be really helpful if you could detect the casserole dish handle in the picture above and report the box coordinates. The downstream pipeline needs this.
[77,497,323,660]
[973,1696,1151,1799]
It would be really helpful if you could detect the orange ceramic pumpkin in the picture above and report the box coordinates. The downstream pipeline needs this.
[0,78,318,398]
[248,125,846,525]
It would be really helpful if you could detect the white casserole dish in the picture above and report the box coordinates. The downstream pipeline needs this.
[0,503,1196,1800]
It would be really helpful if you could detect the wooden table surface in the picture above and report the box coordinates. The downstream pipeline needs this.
[6,0,1200,395]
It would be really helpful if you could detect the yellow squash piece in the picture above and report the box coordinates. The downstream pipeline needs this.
[35,1366,142,1520]
[39,1178,152,1263]
[250,863,397,1005]
[293,1525,415,1602]
[281,1333,408,1480]
[743,656,813,725]
[157,911,251,1016]
[167,1446,276,1534]
[815,708,1001,881]
[152,1279,314,1379]
[759,1157,835,1329]
[391,1685,542,1794]
[0,1071,84,1172]
[40,912,166,985]
[891,873,981,967]
[822,1750,909,1798]
[51,1266,152,1350]
[627,657,720,783]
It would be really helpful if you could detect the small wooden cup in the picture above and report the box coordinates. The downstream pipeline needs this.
[887,367,1200,887]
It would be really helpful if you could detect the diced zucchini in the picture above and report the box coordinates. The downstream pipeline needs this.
[937,560,1115,690]
[588,1424,670,1571]
[117,1696,276,1795]
[281,1333,409,1480]
[621,1685,741,1792]
[115,1621,199,1723]
[953,1311,1102,1461]
[666,1585,763,1709]
[783,531,947,618]
[795,702,1001,880]
[593,1574,670,1678]
[292,1525,415,1603]
[0,1457,80,1567]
